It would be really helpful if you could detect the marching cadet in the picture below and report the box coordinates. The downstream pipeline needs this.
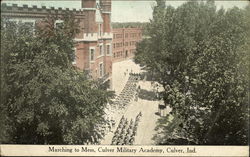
[129,136,135,145]
[139,111,142,117]
[134,92,138,101]
[130,119,134,126]
[124,136,130,145]
[111,117,115,129]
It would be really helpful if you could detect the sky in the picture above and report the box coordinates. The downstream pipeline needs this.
[2,0,249,22]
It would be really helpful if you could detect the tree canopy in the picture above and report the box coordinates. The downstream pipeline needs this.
[135,1,249,145]
[0,15,113,144]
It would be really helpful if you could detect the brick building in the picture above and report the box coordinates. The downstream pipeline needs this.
[1,0,112,81]
[112,27,142,62]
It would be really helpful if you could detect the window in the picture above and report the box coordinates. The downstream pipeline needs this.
[99,24,102,36]
[6,21,16,28]
[72,48,76,64]
[55,23,63,29]
[106,45,110,55]
[55,20,64,29]
[113,43,116,49]
[99,45,103,56]
[6,19,35,34]
[99,63,103,77]
[90,48,95,61]
[4,20,17,32]
[116,34,123,38]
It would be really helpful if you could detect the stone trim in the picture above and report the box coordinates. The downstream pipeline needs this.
[82,8,96,11]
[1,3,85,16]
[83,33,98,42]
[102,11,111,14]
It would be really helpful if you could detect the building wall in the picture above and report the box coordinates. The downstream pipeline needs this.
[1,1,142,83]
[112,27,142,63]
[1,0,113,81]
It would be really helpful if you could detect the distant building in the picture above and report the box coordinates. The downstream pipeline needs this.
[1,0,112,82]
[112,27,142,62]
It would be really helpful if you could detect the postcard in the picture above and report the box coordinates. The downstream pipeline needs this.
[0,0,249,156]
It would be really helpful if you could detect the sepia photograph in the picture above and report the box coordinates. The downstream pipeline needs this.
[0,0,249,156]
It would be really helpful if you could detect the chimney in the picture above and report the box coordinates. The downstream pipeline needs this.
[100,0,111,12]
[82,0,96,8]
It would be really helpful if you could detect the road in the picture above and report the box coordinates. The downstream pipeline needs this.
[101,59,166,145]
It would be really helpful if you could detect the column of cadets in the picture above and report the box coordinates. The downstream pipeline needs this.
[111,112,142,145]
[114,73,141,109]
[84,73,141,145]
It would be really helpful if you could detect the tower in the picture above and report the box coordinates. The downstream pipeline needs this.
[82,0,96,8]
[80,0,113,82]
[100,0,111,33]
[100,0,112,86]
[81,0,97,33]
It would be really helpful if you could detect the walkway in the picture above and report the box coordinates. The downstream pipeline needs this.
[100,59,166,145]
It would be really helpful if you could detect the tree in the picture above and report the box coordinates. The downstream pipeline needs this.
[135,1,249,145]
[0,14,114,144]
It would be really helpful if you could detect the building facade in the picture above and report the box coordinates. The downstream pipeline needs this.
[112,27,142,62]
[1,0,112,81]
